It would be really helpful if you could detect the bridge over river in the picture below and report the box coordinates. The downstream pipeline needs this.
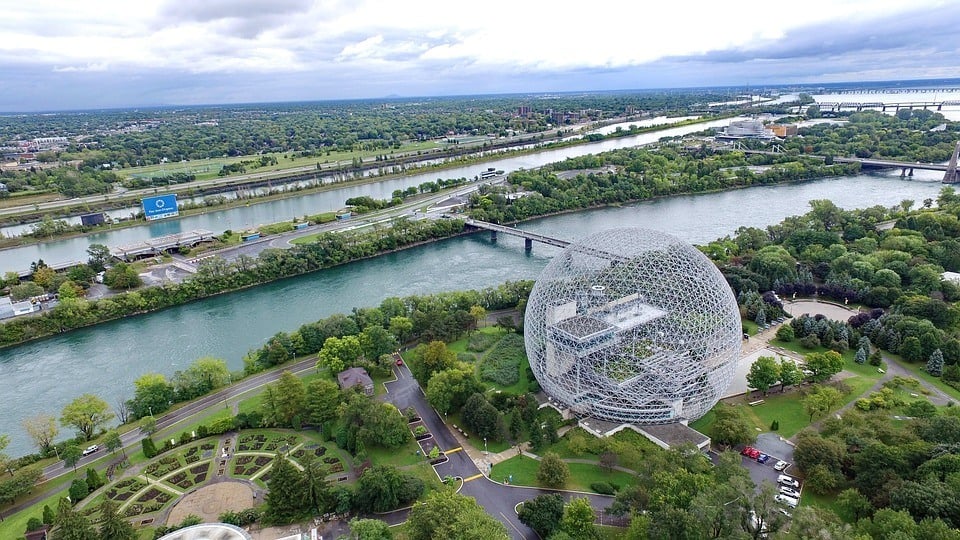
[734,141,960,184]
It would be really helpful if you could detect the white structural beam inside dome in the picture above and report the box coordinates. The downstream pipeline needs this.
[525,227,741,426]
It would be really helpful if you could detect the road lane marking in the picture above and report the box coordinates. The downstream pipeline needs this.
[464,473,483,482]
[500,512,524,536]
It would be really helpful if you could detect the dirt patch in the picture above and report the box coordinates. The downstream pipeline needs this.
[166,481,254,525]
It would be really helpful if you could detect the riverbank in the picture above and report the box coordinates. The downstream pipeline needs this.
[0,158,860,351]
[0,114,729,249]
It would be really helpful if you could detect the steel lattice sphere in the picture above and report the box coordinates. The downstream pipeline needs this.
[524,228,741,424]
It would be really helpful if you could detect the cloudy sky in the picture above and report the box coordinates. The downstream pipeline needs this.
[1,0,958,111]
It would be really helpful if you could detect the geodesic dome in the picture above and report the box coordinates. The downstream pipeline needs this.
[524,228,741,425]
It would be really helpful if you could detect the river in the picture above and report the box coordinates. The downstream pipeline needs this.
[0,118,736,274]
[0,166,946,456]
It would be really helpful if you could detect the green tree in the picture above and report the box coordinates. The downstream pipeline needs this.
[517,494,564,538]
[804,351,844,382]
[802,385,843,421]
[261,371,306,427]
[412,340,456,382]
[102,262,141,290]
[709,403,754,447]
[746,356,780,396]
[361,325,398,360]
[317,335,362,373]
[560,497,599,540]
[469,305,487,330]
[141,438,157,459]
[98,499,136,540]
[927,348,945,376]
[388,316,413,343]
[305,378,342,426]
[62,444,82,472]
[900,336,924,363]
[301,454,332,514]
[84,467,103,490]
[837,488,873,522]
[406,490,508,540]
[347,518,393,540]
[775,324,795,342]
[60,394,114,441]
[354,465,424,513]
[54,497,97,540]
[129,373,174,419]
[537,452,570,488]
[172,357,231,400]
[779,359,804,390]
[69,478,89,502]
[104,430,124,458]
[86,244,111,273]
[264,453,305,523]
[22,414,59,453]
[426,367,484,415]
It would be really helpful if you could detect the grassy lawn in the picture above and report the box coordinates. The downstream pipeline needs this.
[491,455,635,492]
[742,319,759,336]
[445,411,512,454]
[367,439,426,468]
[886,355,960,402]
[0,488,68,539]
[803,489,844,519]
[698,375,876,440]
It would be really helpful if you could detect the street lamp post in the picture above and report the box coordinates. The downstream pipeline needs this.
[484,437,488,455]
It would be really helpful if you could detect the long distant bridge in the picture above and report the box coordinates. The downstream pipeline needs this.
[464,218,570,250]
[735,140,960,183]
[816,100,960,113]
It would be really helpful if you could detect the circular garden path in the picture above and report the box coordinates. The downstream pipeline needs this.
[166,481,254,524]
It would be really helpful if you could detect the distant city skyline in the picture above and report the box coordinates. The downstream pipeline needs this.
[1,0,958,111]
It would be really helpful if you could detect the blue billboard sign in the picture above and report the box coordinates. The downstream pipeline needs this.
[142,194,179,221]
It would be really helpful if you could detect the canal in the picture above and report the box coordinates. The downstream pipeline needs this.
[0,167,945,456]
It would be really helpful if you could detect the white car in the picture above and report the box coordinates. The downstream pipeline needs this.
[81,444,99,456]
[773,460,788,471]
[775,494,799,508]
[777,474,799,488]
[779,486,801,499]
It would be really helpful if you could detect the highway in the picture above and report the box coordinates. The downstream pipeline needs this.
[0,122,595,220]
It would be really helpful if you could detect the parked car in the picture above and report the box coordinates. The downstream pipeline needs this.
[82,444,99,456]
[740,446,754,456]
[757,453,770,464]
[775,494,799,508]
[774,460,788,471]
[778,508,792,518]
[777,475,800,488]
[779,486,801,499]
[747,448,761,459]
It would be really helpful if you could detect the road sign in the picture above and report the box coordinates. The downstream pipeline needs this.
[142,194,179,221]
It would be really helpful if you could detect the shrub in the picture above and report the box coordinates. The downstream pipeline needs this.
[590,482,616,495]
[800,334,821,349]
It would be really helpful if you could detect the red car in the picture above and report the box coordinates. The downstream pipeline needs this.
[740,446,755,456]
[740,446,760,459]
[395,357,404,366]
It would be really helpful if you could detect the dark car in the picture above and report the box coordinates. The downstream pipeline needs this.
[757,453,770,464]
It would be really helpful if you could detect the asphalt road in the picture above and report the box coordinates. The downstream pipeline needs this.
[0,123,594,220]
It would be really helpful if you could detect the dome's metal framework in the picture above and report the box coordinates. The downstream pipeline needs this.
[524,228,741,424]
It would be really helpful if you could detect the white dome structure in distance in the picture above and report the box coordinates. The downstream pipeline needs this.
[524,227,741,425]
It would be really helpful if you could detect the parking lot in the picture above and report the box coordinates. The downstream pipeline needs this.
[712,433,802,514]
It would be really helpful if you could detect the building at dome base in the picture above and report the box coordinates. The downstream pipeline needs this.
[524,228,741,425]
